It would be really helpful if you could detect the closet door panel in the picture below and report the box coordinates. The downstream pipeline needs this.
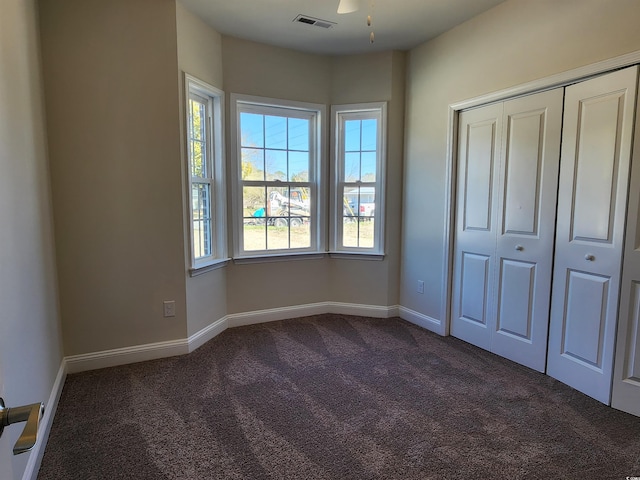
[451,103,503,351]
[561,270,609,369]
[613,280,640,413]
[496,259,536,340]
[463,121,495,231]
[612,66,640,417]
[548,66,638,404]
[502,112,546,235]
[492,89,564,372]
[571,94,623,242]
[459,253,491,326]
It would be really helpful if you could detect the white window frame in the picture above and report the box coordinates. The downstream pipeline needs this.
[184,73,228,274]
[230,94,326,261]
[330,102,387,257]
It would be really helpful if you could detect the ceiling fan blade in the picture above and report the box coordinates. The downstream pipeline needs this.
[337,0,359,14]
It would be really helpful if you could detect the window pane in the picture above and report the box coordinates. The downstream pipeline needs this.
[267,186,288,218]
[240,112,264,147]
[345,119,361,152]
[361,152,377,182]
[342,217,374,248]
[343,220,358,247]
[189,99,206,141]
[343,186,360,219]
[342,186,375,218]
[192,183,211,258]
[288,118,309,151]
[265,150,287,181]
[265,115,287,149]
[241,148,264,180]
[290,219,310,249]
[188,97,207,178]
[244,223,266,251]
[361,119,377,151]
[243,186,265,218]
[243,186,266,251]
[344,152,360,182]
[289,151,309,181]
[267,223,289,250]
[191,140,206,178]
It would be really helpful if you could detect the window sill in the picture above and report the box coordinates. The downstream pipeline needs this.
[189,258,231,277]
[233,252,326,265]
[328,252,385,261]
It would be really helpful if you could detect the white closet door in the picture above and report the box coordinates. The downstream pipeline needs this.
[612,76,640,416]
[451,90,562,369]
[451,103,503,351]
[492,90,563,372]
[547,66,638,404]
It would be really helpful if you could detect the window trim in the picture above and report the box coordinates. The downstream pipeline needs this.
[330,102,387,256]
[230,93,327,259]
[184,73,228,274]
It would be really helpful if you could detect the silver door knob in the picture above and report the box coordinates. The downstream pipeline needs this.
[0,397,45,455]
[515,245,524,251]
[585,254,595,261]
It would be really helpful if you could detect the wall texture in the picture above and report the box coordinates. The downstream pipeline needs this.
[39,0,187,355]
[401,0,640,324]
[0,0,64,478]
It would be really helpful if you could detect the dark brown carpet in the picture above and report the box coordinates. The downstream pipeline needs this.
[38,314,640,479]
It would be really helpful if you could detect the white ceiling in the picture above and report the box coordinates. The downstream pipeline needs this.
[179,0,506,56]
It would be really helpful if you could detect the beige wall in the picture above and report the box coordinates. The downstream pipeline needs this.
[176,3,227,336]
[0,0,63,477]
[222,37,332,313]
[222,38,405,313]
[328,51,405,307]
[39,0,187,355]
[401,0,640,322]
[176,2,223,88]
[222,36,332,105]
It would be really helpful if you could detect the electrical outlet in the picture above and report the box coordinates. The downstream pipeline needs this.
[417,280,425,294]
[163,300,176,317]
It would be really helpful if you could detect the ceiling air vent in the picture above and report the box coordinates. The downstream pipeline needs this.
[293,15,335,29]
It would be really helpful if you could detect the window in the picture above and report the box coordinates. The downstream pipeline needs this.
[231,95,325,259]
[331,103,387,255]
[185,74,227,273]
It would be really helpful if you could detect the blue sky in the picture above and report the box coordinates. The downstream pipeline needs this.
[241,113,377,182]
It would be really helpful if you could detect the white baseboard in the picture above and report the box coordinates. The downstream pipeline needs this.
[65,338,189,374]
[226,302,399,328]
[63,302,408,373]
[23,361,66,480]
[327,302,400,318]
[226,302,330,328]
[187,317,228,353]
[399,306,444,335]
